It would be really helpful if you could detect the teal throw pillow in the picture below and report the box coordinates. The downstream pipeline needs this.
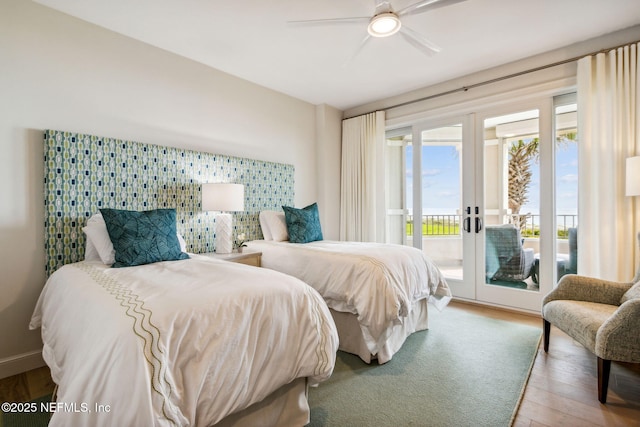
[282,203,323,243]
[100,208,189,268]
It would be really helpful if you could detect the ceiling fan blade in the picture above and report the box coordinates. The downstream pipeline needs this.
[287,16,369,25]
[399,25,441,56]
[343,34,372,66]
[397,0,467,17]
[374,1,393,13]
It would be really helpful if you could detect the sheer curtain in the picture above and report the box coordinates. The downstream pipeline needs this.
[577,42,640,281]
[340,111,385,242]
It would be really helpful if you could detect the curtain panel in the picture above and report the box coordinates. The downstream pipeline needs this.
[340,111,385,242]
[577,42,640,281]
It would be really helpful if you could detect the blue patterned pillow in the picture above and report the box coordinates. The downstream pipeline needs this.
[100,208,189,268]
[282,203,323,243]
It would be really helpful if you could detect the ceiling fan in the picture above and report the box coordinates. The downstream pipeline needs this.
[288,0,468,62]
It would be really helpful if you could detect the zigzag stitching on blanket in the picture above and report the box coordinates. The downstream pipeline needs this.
[357,255,412,317]
[74,263,178,426]
[282,243,409,315]
[284,243,392,280]
[303,285,330,376]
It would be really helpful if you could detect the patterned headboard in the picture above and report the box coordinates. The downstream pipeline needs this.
[44,130,294,275]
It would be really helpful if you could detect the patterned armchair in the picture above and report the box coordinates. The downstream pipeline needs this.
[485,224,535,282]
[542,234,640,403]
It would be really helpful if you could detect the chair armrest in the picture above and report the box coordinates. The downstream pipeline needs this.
[543,274,632,306]
[596,298,640,362]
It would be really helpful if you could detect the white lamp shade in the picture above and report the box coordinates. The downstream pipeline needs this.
[626,156,640,196]
[202,183,244,212]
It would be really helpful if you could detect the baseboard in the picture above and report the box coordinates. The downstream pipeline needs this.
[451,297,541,318]
[0,350,45,379]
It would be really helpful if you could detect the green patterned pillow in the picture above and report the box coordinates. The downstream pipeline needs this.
[100,208,189,268]
[282,203,323,244]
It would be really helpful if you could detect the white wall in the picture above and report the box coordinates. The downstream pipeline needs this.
[345,26,640,121]
[0,0,342,377]
[315,104,343,240]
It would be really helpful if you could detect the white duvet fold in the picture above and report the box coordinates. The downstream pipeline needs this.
[30,256,338,427]
[246,240,451,355]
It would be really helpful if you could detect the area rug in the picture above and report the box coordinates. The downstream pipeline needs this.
[307,305,541,427]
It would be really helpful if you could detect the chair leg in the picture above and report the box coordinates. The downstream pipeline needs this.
[597,357,611,404]
[543,319,550,352]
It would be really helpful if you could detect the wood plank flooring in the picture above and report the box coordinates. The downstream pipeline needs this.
[0,365,54,403]
[1,301,638,426]
[456,301,640,427]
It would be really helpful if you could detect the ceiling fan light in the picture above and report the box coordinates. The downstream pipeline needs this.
[367,12,401,37]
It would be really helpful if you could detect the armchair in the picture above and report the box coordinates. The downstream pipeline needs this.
[542,260,640,403]
[485,224,535,282]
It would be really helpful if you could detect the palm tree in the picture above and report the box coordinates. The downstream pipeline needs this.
[508,138,538,231]
[507,132,576,233]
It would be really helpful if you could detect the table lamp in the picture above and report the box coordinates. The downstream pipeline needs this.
[202,183,245,253]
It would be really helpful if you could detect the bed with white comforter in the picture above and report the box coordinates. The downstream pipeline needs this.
[246,240,451,363]
[30,255,338,427]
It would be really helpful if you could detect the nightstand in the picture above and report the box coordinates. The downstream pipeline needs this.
[202,251,262,267]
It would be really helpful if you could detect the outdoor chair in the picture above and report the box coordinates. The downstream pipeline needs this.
[485,224,535,282]
[531,227,577,284]
[542,232,640,403]
[558,227,578,278]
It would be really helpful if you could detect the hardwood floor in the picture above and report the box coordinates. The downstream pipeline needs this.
[455,300,640,427]
[0,365,55,403]
[1,301,638,426]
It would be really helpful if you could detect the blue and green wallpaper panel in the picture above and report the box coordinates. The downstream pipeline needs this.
[44,129,294,275]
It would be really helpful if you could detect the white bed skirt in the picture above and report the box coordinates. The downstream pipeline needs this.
[214,377,309,427]
[331,299,429,364]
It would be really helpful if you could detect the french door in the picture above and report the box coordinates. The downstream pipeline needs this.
[387,96,572,312]
[475,102,552,311]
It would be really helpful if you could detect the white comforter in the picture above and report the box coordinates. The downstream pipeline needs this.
[30,255,338,427]
[246,240,451,355]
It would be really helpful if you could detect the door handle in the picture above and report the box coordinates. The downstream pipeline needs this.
[475,217,483,233]
[464,217,471,233]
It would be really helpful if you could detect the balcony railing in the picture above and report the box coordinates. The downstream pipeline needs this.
[406,214,577,238]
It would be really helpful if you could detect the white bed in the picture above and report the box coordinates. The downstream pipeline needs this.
[30,255,338,426]
[247,237,451,364]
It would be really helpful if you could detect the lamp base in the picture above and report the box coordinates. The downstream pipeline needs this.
[215,213,233,254]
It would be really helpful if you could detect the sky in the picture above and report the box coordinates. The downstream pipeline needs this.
[405,141,578,215]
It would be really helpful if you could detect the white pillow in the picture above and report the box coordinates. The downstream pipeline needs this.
[177,233,187,252]
[83,235,102,262]
[83,213,188,265]
[268,212,289,241]
[259,211,274,241]
[261,210,289,241]
[83,213,116,265]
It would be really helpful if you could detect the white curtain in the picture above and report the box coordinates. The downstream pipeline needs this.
[340,111,385,242]
[577,42,640,281]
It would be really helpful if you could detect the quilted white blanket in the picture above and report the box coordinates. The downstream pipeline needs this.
[246,240,451,355]
[30,256,338,426]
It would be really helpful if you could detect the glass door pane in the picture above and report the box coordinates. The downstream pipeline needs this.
[419,124,463,282]
[555,100,578,280]
[483,110,540,292]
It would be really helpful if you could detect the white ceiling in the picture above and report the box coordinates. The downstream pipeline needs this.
[34,0,640,110]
